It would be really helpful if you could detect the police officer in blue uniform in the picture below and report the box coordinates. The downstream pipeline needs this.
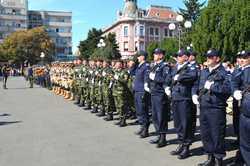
[133,51,150,138]
[192,49,231,166]
[232,50,250,166]
[147,48,172,148]
[170,49,198,159]
[228,51,245,166]
[188,50,200,139]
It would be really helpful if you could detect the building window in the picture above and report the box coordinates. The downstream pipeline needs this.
[56,28,59,33]
[139,42,145,51]
[135,41,138,51]
[155,28,159,36]
[124,42,129,51]
[139,25,144,37]
[124,26,128,37]
[149,27,154,36]
[169,30,173,37]
[164,28,169,37]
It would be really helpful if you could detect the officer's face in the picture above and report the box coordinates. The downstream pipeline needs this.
[153,54,163,62]
[137,55,145,63]
[207,56,220,67]
[115,62,122,69]
[127,61,135,68]
[242,57,250,66]
[188,55,196,62]
[177,55,188,64]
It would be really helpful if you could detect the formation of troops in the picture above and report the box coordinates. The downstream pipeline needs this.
[30,48,249,166]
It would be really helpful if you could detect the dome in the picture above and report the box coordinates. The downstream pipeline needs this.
[123,0,138,17]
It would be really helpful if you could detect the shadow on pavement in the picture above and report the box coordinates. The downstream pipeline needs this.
[0,121,22,126]
[0,113,11,117]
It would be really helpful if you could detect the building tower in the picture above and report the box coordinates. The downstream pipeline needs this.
[123,0,138,17]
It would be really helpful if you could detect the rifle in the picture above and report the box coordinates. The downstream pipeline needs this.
[172,63,189,86]
[198,67,221,99]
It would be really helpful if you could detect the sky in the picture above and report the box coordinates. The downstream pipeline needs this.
[28,0,189,53]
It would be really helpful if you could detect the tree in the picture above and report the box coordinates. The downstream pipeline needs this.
[78,28,103,60]
[189,0,250,62]
[92,33,121,60]
[147,41,159,61]
[179,0,206,23]
[0,27,55,64]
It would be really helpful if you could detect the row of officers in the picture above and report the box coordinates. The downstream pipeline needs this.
[49,48,250,166]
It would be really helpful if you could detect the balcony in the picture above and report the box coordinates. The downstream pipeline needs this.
[47,21,72,27]
[0,14,27,21]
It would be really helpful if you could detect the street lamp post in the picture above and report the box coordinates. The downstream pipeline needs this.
[168,15,192,50]
[40,52,45,66]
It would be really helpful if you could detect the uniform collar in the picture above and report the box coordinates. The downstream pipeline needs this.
[189,61,196,65]
[138,61,145,68]
[177,61,188,70]
[209,63,221,73]
[243,64,250,70]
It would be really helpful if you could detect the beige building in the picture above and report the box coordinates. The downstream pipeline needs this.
[103,0,178,58]
[0,0,28,43]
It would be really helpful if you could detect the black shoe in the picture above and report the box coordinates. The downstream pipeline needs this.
[140,129,149,138]
[91,107,98,113]
[215,158,223,166]
[74,98,80,105]
[104,114,113,121]
[178,145,190,159]
[119,118,127,127]
[84,106,91,110]
[170,144,184,156]
[198,155,215,166]
[96,109,105,117]
[149,136,160,144]
[134,128,144,135]
[78,101,85,107]
[157,134,167,148]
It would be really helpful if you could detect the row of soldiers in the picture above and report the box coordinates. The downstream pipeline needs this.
[49,48,250,166]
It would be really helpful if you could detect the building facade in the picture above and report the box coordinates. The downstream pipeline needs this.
[0,0,72,60]
[103,0,178,58]
[0,0,28,43]
[28,10,72,59]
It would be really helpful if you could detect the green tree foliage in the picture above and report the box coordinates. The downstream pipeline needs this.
[189,0,250,62]
[0,27,55,64]
[179,0,206,23]
[92,33,121,60]
[78,28,103,60]
[146,38,179,61]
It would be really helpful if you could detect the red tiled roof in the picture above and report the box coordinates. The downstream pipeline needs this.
[147,6,177,20]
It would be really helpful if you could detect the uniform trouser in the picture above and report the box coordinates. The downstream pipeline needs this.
[114,93,127,119]
[106,90,116,113]
[240,114,250,166]
[151,93,169,134]
[128,90,136,114]
[135,92,150,129]
[191,103,197,138]
[85,84,92,107]
[28,76,33,88]
[91,86,98,107]
[3,76,8,88]
[200,107,226,159]
[172,100,193,145]
[233,99,240,140]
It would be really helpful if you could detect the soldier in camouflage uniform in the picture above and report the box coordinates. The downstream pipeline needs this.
[73,60,83,105]
[79,60,89,107]
[113,60,130,127]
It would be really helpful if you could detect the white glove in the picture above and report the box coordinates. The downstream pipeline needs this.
[233,90,242,101]
[164,87,171,97]
[102,72,106,77]
[89,70,93,74]
[144,83,150,93]
[174,74,179,81]
[204,81,214,90]
[95,71,99,75]
[114,74,119,80]
[192,95,199,105]
[149,73,155,80]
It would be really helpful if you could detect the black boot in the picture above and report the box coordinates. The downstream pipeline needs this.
[104,113,113,121]
[114,120,121,126]
[84,104,91,110]
[170,144,184,156]
[149,136,160,144]
[214,158,222,166]
[78,100,85,107]
[198,155,215,166]
[91,107,98,113]
[119,118,127,127]
[134,127,144,135]
[140,128,149,138]
[157,134,167,148]
[96,109,105,117]
[178,145,190,159]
